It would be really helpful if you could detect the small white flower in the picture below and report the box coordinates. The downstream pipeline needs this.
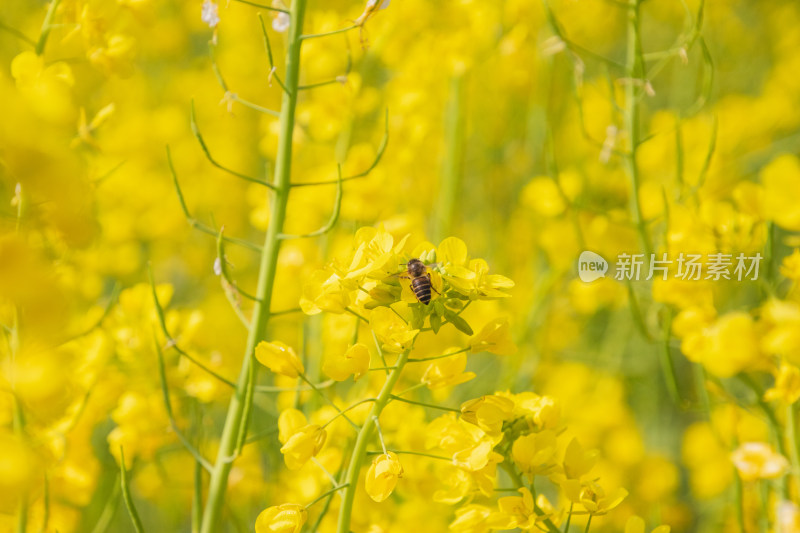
[731,442,790,481]
[599,125,618,164]
[213,257,223,276]
[679,47,689,65]
[11,183,21,207]
[272,12,290,32]
[778,501,800,533]
[540,36,566,57]
[202,0,220,28]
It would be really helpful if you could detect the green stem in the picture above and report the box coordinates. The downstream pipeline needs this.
[623,0,652,260]
[563,502,573,532]
[584,515,593,533]
[387,395,460,413]
[659,308,683,406]
[320,399,377,429]
[694,363,711,418]
[336,348,411,533]
[38,474,49,533]
[16,490,27,533]
[192,461,202,533]
[199,1,307,530]
[407,346,469,362]
[0,22,35,47]
[740,374,789,498]
[305,484,348,508]
[393,382,425,397]
[300,25,358,40]
[88,477,120,533]
[758,480,769,533]
[434,74,465,241]
[35,0,61,55]
[365,450,451,461]
[734,468,745,533]
[299,373,359,430]
[119,448,145,533]
[789,403,800,496]
[13,390,27,533]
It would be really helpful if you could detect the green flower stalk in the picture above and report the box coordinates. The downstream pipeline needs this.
[199,0,308,530]
[336,347,412,533]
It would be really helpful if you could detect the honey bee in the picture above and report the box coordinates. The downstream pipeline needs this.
[400,258,439,305]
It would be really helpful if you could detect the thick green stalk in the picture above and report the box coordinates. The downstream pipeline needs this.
[434,74,465,241]
[14,396,27,533]
[199,1,307,531]
[336,349,411,533]
[787,404,800,496]
[623,0,652,259]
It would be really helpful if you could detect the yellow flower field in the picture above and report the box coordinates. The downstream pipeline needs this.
[2,0,800,532]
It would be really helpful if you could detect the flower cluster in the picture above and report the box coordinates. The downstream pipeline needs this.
[5,0,800,531]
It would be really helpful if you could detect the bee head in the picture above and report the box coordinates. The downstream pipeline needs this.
[407,258,426,277]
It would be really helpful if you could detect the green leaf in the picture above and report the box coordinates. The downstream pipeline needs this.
[444,309,473,335]
[430,312,442,334]
[410,306,425,330]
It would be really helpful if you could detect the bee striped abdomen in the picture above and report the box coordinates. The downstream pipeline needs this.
[411,276,432,304]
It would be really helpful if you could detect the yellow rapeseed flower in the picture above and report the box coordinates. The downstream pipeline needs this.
[780,249,800,281]
[365,451,403,502]
[562,438,598,480]
[469,318,517,355]
[449,503,492,532]
[300,269,351,315]
[625,515,671,533]
[503,391,560,429]
[682,312,761,378]
[370,306,419,353]
[761,300,800,364]
[280,424,327,471]
[432,465,472,504]
[323,343,370,381]
[460,394,515,437]
[487,487,536,530]
[764,362,800,404]
[422,353,476,390]
[254,341,305,378]
[277,409,308,445]
[562,479,628,516]
[511,430,558,477]
[762,154,800,231]
[255,503,307,533]
[427,415,503,472]
[444,258,514,300]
